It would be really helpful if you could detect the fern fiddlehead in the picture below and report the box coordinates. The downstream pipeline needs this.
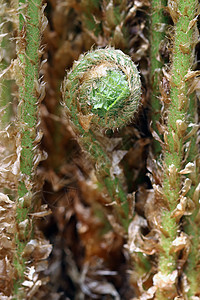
[64,48,141,130]
[62,48,141,230]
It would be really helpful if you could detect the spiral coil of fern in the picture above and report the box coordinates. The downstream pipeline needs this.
[64,48,141,130]
[63,48,141,229]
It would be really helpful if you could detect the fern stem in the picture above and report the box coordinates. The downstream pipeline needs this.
[156,0,198,298]
[14,0,42,296]
[183,66,200,297]
[0,0,12,125]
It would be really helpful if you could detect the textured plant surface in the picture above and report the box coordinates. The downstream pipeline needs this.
[14,0,52,298]
[140,0,200,298]
[0,1,51,299]
[0,0,199,299]
[149,0,168,155]
[64,48,141,130]
[63,48,141,230]
[0,0,13,125]
[156,0,199,298]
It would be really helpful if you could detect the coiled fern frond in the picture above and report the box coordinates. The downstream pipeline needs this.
[63,48,141,132]
[62,48,141,230]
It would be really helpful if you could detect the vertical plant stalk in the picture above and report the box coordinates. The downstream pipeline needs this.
[150,0,168,155]
[154,0,199,298]
[80,0,102,38]
[80,0,129,49]
[0,0,12,125]
[184,121,200,297]
[181,7,200,300]
[14,0,42,295]
[63,48,141,231]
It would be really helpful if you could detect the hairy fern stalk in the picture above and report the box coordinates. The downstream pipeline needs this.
[14,1,44,295]
[148,0,200,299]
[0,1,51,298]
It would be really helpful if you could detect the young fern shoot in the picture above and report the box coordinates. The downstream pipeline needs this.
[62,48,141,231]
[13,0,51,298]
[152,0,200,298]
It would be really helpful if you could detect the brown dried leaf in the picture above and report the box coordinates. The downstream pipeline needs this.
[110,150,128,178]
[179,162,195,175]
[126,214,158,255]
[170,232,190,254]
[22,239,52,261]
[132,286,157,300]
[29,204,51,218]
[168,0,181,23]
[153,270,178,291]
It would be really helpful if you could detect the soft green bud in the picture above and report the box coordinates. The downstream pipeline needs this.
[64,48,141,131]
